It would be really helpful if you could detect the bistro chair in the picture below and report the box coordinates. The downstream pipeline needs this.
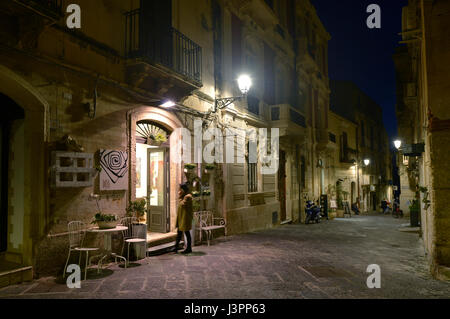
[119,217,147,267]
[63,221,99,281]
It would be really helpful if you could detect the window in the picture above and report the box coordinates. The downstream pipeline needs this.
[329,132,336,143]
[247,142,258,193]
[247,95,260,115]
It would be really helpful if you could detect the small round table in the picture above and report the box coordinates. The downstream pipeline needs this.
[88,226,128,272]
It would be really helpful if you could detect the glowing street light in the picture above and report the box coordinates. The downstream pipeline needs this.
[237,74,252,95]
[364,158,370,166]
[160,100,175,108]
[394,140,402,150]
[213,74,253,112]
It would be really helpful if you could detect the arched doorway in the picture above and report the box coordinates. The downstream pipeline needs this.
[0,65,48,268]
[0,94,25,253]
[135,120,172,233]
[129,107,184,237]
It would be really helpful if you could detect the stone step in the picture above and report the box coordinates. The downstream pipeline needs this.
[147,241,183,256]
[0,266,33,288]
[147,232,178,247]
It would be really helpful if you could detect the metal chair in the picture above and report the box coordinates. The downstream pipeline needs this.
[119,217,147,267]
[195,211,226,246]
[63,221,99,281]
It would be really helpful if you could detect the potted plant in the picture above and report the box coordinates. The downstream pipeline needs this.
[92,213,118,229]
[147,132,167,146]
[184,163,197,171]
[126,198,147,223]
[409,199,420,227]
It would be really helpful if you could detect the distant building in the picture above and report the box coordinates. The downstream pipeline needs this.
[329,80,392,213]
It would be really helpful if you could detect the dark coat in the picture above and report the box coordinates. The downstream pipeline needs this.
[176,194,193,231]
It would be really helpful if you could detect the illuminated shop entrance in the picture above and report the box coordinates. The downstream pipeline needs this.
[136,121,171,233]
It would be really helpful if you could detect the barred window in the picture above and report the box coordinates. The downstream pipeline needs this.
[247,142,258,193]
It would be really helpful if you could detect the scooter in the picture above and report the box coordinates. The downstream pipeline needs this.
[305,200,321,224]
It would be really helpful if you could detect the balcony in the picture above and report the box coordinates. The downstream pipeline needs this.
[270,104,307,136]
[124,9,202,99]
[14,0,62,20]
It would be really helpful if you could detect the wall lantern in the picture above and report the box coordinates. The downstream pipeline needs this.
[160,100,175,108]
[393,140,402,150]
[363,158,370,166]
[213,74,252,112]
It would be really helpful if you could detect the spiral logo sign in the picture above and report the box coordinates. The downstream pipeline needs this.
[99,149,128,190]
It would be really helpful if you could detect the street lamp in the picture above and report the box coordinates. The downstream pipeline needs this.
[213,74,252,112]
[394,140,402,150]
[160,100,175,108]
[364,158,370,166]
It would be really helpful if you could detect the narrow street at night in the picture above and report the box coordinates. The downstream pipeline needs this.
[1,215,449,299]
[1,0,450,309]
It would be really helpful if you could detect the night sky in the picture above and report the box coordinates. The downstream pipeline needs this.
[310,0,408,139]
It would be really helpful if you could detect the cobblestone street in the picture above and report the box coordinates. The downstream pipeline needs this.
[1,215,449,299]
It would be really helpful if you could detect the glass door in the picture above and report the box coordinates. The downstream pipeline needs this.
[147,148,169,233]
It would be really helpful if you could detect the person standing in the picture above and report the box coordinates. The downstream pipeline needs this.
[174,183,193,254]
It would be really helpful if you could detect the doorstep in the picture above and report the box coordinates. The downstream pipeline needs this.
[0,265,33,288]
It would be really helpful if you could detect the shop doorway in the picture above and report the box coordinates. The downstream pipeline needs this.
[135,121,171,234]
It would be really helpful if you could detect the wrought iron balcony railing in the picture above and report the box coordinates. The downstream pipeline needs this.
[125,9,202,85]
[15,0,63,19]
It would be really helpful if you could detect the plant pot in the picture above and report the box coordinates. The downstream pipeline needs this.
[410,208,419,227]
[147,140,163,147]
[97,221,118,229]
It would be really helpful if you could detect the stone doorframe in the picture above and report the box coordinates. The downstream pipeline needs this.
[127,106,184,233]
[0,65,49,266]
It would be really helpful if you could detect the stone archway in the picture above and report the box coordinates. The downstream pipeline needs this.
[128,107,184,233]
[0,65,49,266]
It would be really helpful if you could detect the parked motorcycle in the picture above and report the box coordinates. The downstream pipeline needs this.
[305,200,321,224]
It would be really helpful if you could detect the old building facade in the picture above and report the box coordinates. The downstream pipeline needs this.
[0,0,334,282]
[393,0,450,280]
[329,80,392,213]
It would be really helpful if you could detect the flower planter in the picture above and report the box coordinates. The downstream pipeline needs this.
[96,221,118,229]
[410,208,419,227]
[147,140,163,147]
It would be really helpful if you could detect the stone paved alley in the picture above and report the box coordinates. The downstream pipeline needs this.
[1,215,449,299]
